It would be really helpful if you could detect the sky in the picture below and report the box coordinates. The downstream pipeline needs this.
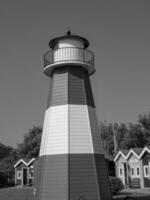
[0,0,150,147]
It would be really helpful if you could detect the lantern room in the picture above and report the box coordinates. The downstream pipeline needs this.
[43,31,95,76]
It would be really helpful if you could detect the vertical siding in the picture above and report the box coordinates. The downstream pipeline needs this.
[39,110,49,156]
[139,160,144,188]
[69,105,93,153]
[40,155,68,200]
[34,155,68,200]
[69,154,100,200]
[115,156,126,186]
[36,64,112,200]
[94,154,112,200]
[39,105,68,156]
[51,71,68,106]
[46,78,52,109]
[83,72,95,108]
[46,66,95,107]
[142,152,150,187]
[68,67,86,105]
[88,106,104,154]
[49,68,68,107]
[68,67,95,107]
[33,158,43,200]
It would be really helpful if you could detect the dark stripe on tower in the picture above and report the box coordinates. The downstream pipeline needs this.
[34,154,112,200]
[34,155,68,200]
[69,154,99,200]
[94,154,112,199]
[46,66,95,108]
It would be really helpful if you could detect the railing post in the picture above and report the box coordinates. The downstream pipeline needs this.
[83,48,85,62]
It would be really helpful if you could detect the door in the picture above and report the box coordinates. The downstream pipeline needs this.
[23,168,28,186]
[123,163,128,187]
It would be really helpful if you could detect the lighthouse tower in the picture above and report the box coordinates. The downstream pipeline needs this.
[34,32,112,200]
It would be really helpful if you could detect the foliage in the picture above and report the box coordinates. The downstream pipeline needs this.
[0,172,8,187]
[0,144,16,187]
[0,149,18,186]
[17,126,42,159]
[139,112,150,130]
[1,112,150,187]
[100,112,150,156]
[0,126,42,187]
[109,176,124,195]
[0,143,13,161]
[100,121,128,156]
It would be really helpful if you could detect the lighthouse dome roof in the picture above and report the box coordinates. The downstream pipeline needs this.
[49,32,89,49]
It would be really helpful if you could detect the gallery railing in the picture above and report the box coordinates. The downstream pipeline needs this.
[44,47,94,67]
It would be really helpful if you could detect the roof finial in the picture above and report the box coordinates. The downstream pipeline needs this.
[66,26,71,35]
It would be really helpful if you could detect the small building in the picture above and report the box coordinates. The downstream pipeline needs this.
[114,146,150,189]
[14,158,35,187]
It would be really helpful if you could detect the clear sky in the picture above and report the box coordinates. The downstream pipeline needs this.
[0,0,150,147]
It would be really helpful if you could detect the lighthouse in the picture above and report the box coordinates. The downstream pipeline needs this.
[33,32,112,200]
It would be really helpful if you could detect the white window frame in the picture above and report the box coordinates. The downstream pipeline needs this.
[131,166,140,177]
[131,167,135,177]
[17,171,22,179]
[30,170,34,179]
[144,165,149,178]
[135,166,140,177]
[119,167,123,177]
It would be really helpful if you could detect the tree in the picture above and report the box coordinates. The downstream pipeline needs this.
[0,143,15,186]
[99,121,114,156]
[116,123,129,150]
[17,126,42,159]
[139,112,150,131]
[0,143,13,161]
[124,123,146,148]
[0,149,18,185]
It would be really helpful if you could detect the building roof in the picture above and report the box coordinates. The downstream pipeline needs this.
[49,32,89,49]
[14,158,35,168]
[132,148,143,155]
[114,146,150,162]
[121,149,130,156]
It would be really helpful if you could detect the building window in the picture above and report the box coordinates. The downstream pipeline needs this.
[144,165,149,177]
[136,167,140,177]
[30,171,34,178]
[131,167,134,176]
[119,167,123,177]
[17,171,22,179]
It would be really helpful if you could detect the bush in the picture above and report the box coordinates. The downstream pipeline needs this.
[0,172,8,187]
[109,176,124,195]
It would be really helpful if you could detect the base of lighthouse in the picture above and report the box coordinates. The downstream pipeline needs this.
[34,154,112,200]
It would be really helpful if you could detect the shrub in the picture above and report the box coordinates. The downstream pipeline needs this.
[109,176,124,195]
[0,172,8,187]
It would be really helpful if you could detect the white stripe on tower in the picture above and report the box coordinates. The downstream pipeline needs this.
[40,104,103,156]
[69,104,94,153]
[39,105,68,156]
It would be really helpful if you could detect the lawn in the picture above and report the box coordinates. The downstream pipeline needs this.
[0,187,33,200]
[1,187,150,200]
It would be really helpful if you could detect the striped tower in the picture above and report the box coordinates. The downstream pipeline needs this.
[33,31,112,200]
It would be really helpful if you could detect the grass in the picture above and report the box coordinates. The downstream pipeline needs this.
[1,187,150,200]
[0,187,33,200]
